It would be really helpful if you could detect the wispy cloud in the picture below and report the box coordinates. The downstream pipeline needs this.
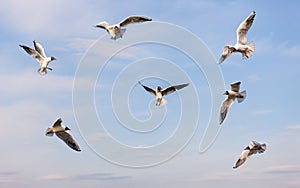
[278,42,300,60]
[264,165,300,174]
[73,173,131,181]
[252,110,274,115]
[40,174,67,181]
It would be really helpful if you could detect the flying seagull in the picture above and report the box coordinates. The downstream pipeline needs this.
[138,81,189,106]
[45,118,81,152]
[233,141,266,169]
[220,81,246,125]
[95,16,152,40]
[219,11,256,64]
[19,40,56,75]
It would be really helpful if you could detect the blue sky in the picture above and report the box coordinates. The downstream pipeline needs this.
[0,0,299,187]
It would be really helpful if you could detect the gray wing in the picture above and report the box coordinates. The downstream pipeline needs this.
[233,149,250,169]
[33,40,47,58]
[219,46,235,64]
[138,81,156,96]
[119,16,152,27]
[236,11,256,45]
[230,82,241,92]
[161,83,189,96]
[220,97,234,125]
[55,131,81,152]
[52,118,62,128]
[19,45,42,62]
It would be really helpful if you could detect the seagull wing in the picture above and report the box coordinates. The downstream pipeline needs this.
[230,82,241,92]
[219,97,234,125]
[138,81,156,96]
[119,16,152,27]
[233,149,250,169]
[33,40,47,58]
[236,11,256,45]
[161,83,189,96]
[19,45,42,63]
[55,131,81,152]
[219,46,235,64]
[52,118,63,128]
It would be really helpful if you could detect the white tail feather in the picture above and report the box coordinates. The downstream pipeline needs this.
[237,90,246,103]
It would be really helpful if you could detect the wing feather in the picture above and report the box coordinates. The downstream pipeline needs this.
[19,45,42,62]
[119,16,152,27]
[138,81,156,96]
[219,46,235,64]
[161,83,189,96]
[230,82,241,92]
[55,131,81,152]
[33,40,47,58]
[219,97,234,125]
[236,11,256,45]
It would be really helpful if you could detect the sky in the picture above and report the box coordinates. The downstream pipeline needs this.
[0,0,299,187]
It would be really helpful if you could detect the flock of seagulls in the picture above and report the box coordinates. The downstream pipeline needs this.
[19,12,266,168]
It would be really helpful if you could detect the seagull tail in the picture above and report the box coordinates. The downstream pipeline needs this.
[160,98,168,106]
[38,68,47,75]
[237,90,246,103]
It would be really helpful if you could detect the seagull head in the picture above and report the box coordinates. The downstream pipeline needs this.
[157,86,162,92]
[223,91,229,95]
[51,57,57,61]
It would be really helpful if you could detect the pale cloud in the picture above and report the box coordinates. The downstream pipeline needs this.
[252,110,274,115]
[247,74,262,83]
[73,172,131,181]
[264,165,300,174]
[40,174,67,181]
[278,42,300,59]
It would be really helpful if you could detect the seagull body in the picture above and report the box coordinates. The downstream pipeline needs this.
[95,16,152,40]
[19,40,56,75]
[233,141,266,169]
[45,118,81,152]
[219,11,256,64]
[220,82,246,125]
[138,81,189,106]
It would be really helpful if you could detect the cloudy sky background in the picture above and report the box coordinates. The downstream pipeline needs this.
[0,0,299,187]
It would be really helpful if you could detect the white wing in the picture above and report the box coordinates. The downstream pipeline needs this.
[55,131,81,152]
[33,40,47,58]
[233,149,250,169]
[219,46,235,64]
[19,45,43,64]
[119,16,152,27]
[236,11,256,45]
[219,97,234,125]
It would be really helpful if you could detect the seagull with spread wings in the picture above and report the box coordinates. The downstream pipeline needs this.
[233,141,266,169]
[138,81,189,106]
[45,118,81,152]
[19,40,56,75]
[95,16,152,40]
[220,82,246,125]
[219,11,256,64]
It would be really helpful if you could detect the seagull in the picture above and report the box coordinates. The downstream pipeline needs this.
[19,40,56,75]
[233,141,266,169]
[95,16,152,40]
[219,11,256,64]
[220,81,246,125]
[45,118,81,152]
[138,81,189,106]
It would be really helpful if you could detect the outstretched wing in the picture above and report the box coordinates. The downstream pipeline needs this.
[119,16,152,27]
[33,40,47,58]
[138,81,156,96]
[161,83,189,96]
[233,149,250,169]
[55,131,81,152]
[52,118,63,128]
[19,45,42,63]
[230,82,241,92]
[236,11,256,45]
[219,97,234,125]
[219,46,235,64]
